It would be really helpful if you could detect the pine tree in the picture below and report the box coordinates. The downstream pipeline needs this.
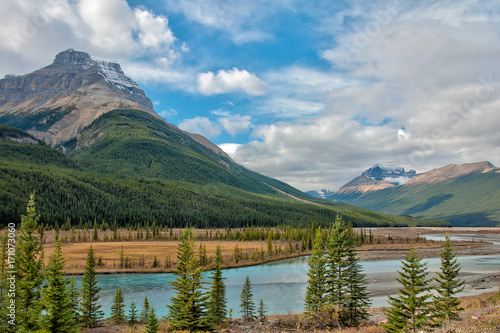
[433,234,465,328]
[144,307,159,333]
[168,228,209,331]
[344,243,371,327]
[128,301,138,327]
[304,227,328,315]
[258,299,267,322]
[141,296,150,322]
[384,247,433,333]
[239,275,255,321]
[326,216,350,317]
[16,193,45,331]
[206,244,227,327]
[79,245,104,327]
[41,238,78,333]
[110,287,126,324]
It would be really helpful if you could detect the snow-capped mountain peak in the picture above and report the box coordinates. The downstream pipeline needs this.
[362,162,416,185]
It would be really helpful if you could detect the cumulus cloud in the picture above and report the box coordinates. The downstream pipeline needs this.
[219,114,251,136]
[225,0,500,191]
[197,67,267,96]
[178,116,222,138]
[0,0,183,87]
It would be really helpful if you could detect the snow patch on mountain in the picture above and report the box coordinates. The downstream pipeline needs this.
[97,61,140,93]
[362,162,416,186]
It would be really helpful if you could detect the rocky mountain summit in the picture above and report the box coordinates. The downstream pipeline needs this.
[0,49,156,146]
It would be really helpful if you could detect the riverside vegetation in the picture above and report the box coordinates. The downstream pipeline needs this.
[0,195,489,333]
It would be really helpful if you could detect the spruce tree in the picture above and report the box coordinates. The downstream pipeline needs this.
[141,296,150,322]
[344,243,371,327]
[79,245,104,327]
[16,193,45,331]
[206,244,227,327]
[239,275,255,321]
[326,216,350,316]
[68,277,80,323]
[304,227,327,315]
[41,238,78,333]
[110,287,126,324]
[384,247,433,333]
[128,301,138,327]
[168,228,209,331]
[145,307,159,333]
[433,234,465,328]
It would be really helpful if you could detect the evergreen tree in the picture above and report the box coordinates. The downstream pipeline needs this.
[16,193,45,331]
[433,234,465,328]
[41,238,78,333]
[344,243,371,327]
[79,245,104,327]
[141,296,150,322]
[384,247,433,333]
[168,228,209,331]
[304,228,327,315]
[239,275,255,321]
[326,216,350,316]
[144,307,159,333]
[110,287,126,324]
[258,299,267,322]
[68,277,80,323]
[128,301,139,327]
[206,244,227,327]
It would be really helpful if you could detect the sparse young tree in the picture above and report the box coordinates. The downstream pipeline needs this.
[239,275,255,321]
[433,234,465,328]
[304,228,327,315]
[16,193,45,331]
[168,228,209,331]
[258,299,267,322]
[41,238,78,333]
[79,245,104,327]
[206,244,227,326]
[384,247,433,333]
[141,296,150,322]
[110,287,126,324]
[144,307,159,333]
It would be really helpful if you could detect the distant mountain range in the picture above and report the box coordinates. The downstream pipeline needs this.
[0,49,447,229]
[323,162,500,227]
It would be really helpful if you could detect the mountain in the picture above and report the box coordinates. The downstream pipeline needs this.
[0,49,157,147]
[329,162,500,227]
[328,163,417,203]
[0,49,450,229]
[305,189,334,199]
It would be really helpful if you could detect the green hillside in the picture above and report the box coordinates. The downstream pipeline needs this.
[349,173,500,227]
[0,119,449,229]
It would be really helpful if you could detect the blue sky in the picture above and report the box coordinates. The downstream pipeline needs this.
[1,0,499,191]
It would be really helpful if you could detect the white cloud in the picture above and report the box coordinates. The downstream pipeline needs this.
[0,0,184,87]
[178,117,221,138]
[197,67,267,96]
[219,114,251,136]
[134,7,175,51]
[218,143,242,156]
[228,0,500,191]
[164,0,285,43]
[158,108,178,118]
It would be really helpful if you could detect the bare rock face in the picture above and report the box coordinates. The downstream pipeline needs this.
[0,49,156,146]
